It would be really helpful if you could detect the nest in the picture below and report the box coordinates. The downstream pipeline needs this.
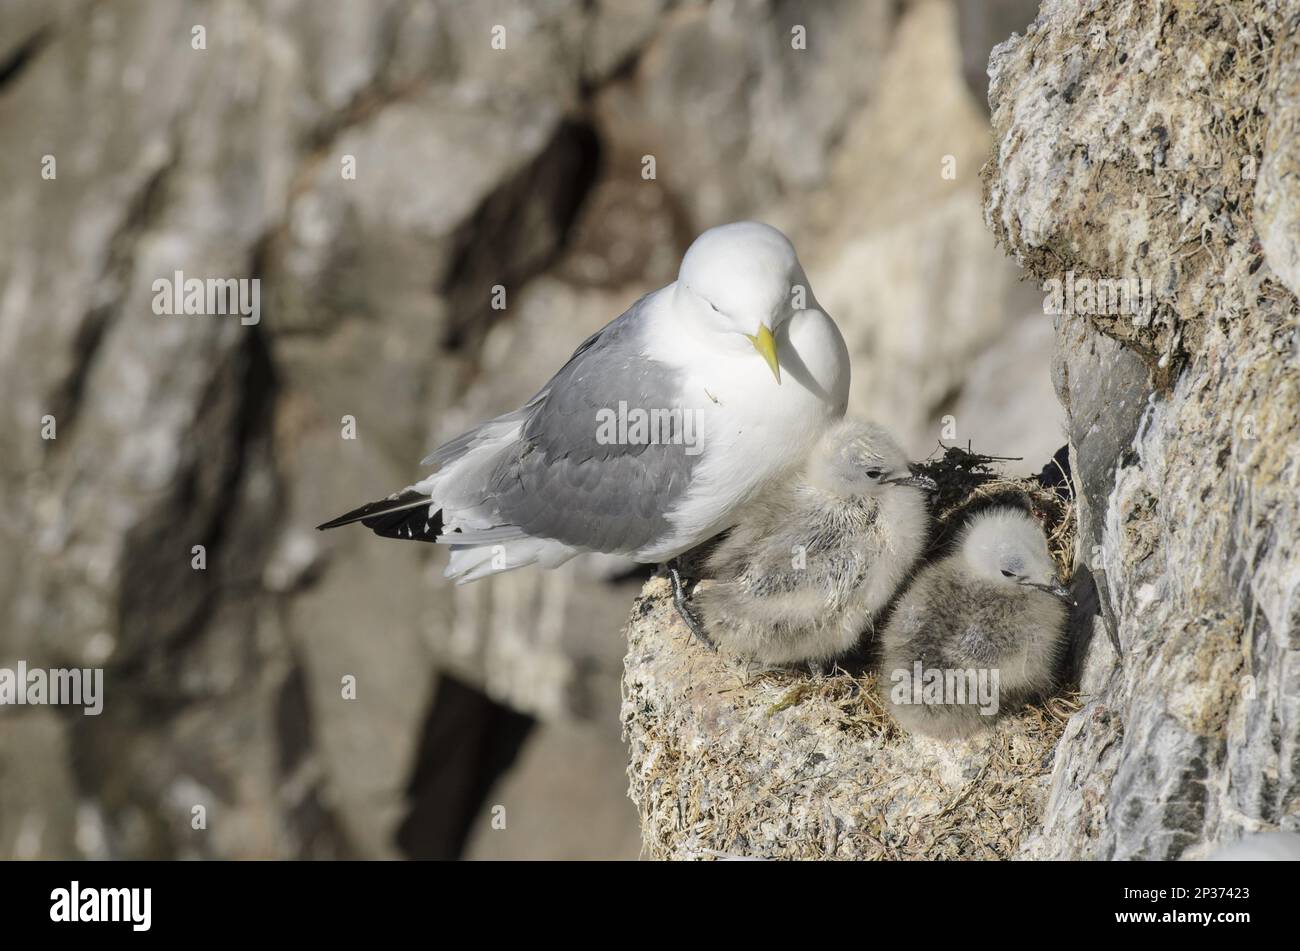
[624,601,1083,859]
[622,443,1082,860]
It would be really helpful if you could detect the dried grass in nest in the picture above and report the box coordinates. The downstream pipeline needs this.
[627,630,1085,859]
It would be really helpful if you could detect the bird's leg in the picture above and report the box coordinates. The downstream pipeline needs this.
[667,561,715,651]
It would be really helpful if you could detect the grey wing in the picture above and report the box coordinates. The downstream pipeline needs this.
[478,296,702,555]
[419,317,610,471]
[421,406,529,469]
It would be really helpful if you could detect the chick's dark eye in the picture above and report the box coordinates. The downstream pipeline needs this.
[865,468,883,479]
[1000,569,1016,578]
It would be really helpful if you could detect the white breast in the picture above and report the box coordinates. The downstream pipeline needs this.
[637,305,850,561]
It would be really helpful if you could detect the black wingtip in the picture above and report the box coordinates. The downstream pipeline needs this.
[316,511,358,531]
[316,491,434,532]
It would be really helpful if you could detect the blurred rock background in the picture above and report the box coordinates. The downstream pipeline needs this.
[0,0,1048,859]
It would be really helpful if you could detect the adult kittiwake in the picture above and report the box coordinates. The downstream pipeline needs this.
[318,221,851,592]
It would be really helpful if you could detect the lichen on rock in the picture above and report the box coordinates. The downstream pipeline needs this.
[984,0,1300,859]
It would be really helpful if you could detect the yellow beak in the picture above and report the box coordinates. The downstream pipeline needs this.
[746,325,781,384]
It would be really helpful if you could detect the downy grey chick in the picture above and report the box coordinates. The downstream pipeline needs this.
[692,419,933,668]
[879,507,1071,739]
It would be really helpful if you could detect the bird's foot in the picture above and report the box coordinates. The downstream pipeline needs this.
[668,562,715,651]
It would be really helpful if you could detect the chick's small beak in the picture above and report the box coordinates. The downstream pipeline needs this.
[1023,579,1076,605]
[884,472,938,492]
[746,325,781,384]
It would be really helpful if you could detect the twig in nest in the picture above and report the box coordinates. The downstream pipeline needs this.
[911,442,1023,513]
